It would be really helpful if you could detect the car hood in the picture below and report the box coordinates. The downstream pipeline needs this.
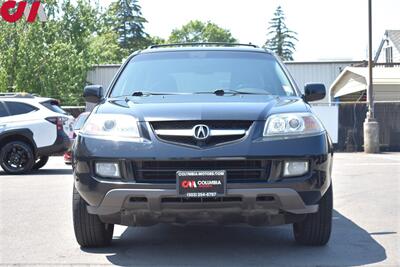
[96,94,311,121]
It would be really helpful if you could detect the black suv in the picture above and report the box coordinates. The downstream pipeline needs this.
[73,43,333,248]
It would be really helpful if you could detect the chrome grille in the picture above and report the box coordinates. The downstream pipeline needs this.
[150,120,252,147]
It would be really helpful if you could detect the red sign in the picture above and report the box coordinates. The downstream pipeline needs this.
[0,1,44,23]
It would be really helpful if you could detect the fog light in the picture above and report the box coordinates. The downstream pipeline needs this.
[95,162,120,178]
[283,161,309,177]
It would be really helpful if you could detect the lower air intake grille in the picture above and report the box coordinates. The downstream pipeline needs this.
[133,159,270,183]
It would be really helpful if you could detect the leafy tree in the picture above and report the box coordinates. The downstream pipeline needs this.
[106,0,149,52]
[169,20,237,43]
[42,42,88,105]
[59,0,99,53]
[0,67,6,91]
[16,22,48,96]
[264,6,298,61]
[89,31,125,64]
[0,0,95,105]
[0,21,26,91]
[149,36,166,46]
[0,0,155,105]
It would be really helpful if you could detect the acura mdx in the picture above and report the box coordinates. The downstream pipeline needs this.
[72,43,333,247]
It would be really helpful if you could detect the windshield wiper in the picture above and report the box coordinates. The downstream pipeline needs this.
[129,89,271,97]
[131,91,187,97]
[196,89,271,96]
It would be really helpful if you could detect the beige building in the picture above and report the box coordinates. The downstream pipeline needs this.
[330,67,400,102]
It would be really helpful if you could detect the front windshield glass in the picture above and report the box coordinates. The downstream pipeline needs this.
[110,51,296,97]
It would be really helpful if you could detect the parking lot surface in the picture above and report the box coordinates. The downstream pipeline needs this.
[0,153,399,266]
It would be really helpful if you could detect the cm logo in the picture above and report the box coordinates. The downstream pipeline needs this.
[0,1,47,23]
[181,180,197,189]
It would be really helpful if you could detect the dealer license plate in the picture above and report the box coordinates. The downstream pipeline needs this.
[177,170,226,198]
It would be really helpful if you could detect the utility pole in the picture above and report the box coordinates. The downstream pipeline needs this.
[363,0,380,153]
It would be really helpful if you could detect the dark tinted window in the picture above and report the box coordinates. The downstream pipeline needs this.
[6,102,37,116]
[74,113,89,130]
[41,101,68,115]
[0,102,8,117]
[111,51,295,97]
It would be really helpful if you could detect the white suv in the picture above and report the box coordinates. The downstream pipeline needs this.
[0,93,74,174]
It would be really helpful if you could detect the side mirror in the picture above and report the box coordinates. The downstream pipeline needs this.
[304,83,326,102]
[83,85,103,104]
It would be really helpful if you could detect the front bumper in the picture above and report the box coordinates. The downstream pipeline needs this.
[73,132,333,225]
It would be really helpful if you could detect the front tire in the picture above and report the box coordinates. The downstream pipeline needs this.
[73,186,114,248]
[293,185,333,246]
[32,156,49,170]
[0,141,35,174]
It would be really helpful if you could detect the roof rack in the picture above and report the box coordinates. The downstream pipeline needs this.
[0,92,37,98]
[149,42,258,49]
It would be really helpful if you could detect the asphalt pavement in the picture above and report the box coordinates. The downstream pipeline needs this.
[0,153,399,266]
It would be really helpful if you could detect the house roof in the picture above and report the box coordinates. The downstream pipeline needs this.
[386,30,400,52]
[330,67,400,98]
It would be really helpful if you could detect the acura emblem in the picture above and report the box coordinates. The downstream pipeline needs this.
[193,124,210,140]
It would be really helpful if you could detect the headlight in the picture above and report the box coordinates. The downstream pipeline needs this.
[264,113,324,138]
[81,114,141,140]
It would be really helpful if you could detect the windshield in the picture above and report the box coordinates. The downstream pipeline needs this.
[110,51,296,97]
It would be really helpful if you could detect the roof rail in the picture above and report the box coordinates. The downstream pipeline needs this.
[149,42,258,49]
[0,92,36,98]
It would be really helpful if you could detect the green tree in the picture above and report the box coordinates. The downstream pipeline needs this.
[59,0,99,53]
[149,36,166,46]
[0,22,21,91]
[0,0,156,105]
[0,67,6,92]
[0,0,97,105]
[89,31,125,64]
[169,20,237,43]
[264,6,298,61]
[42,42,88,105]
[106,0,149,52]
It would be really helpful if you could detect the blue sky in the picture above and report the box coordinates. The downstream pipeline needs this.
[101,0,399,61]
